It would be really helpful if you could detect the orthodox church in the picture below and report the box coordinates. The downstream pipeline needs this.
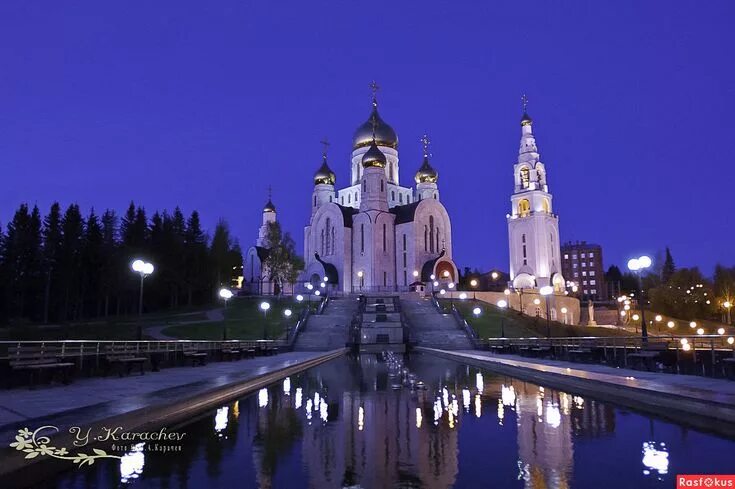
[301,86,458,293]
[242,195,279,295]
[507,98,565,292]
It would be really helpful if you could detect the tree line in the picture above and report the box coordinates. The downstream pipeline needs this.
[606,247,735,323]
[0,202,242,325]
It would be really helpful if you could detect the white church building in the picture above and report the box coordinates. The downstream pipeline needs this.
[301,88,458,293]
[507,102,565,292]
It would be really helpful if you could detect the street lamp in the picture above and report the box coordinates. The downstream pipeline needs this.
[357,270,364,292]
[470,278,478,299]
[724,301,732,325]
[690,321,697,330]
[260,301,271,339]
[540,285,554,338]
[219,288,233,339]
[717,327,725,335]
[667,320,675,329]
[473,307,482,316]
[131,259,154,316]
[628,255,652,341]
[561,306,568,324]
[497,299,508,337]
[654,314,663,333]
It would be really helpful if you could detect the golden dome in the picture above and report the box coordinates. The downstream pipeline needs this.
[314,155,336,185]
[362,141,387,168]
[263,199,276,213]
[353,104,398,150]
[415,155,438,183]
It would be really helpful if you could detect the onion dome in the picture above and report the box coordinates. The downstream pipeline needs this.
[263,199,276,213]
[415,155,438,184]
[353,103,398,150]
[521,112,533,126]
[314,154,336,185]
[361,141,387,168]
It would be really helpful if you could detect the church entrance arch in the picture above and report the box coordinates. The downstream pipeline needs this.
[435,260,456,282]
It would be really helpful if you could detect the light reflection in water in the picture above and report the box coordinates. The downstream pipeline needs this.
[214,406,228,433]
[642,441,669,476]
[258,388,268,408]
[416,407,422,428]
[119,442,145,483]
[295,387,302,409]
[462,388,470,411]
[283,376,291,395]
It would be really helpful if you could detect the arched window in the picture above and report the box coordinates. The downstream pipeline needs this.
[381,180,384,192]
[520,167,530,189]
[382,223,387,252]
[325,218,331,254]
[399,193,403,203]
[429,216,435,253]
[518,199,531,217]
[424,225,428,251]
[542,198,550,213]
[433,193,437,199]
[363,180,366,192]
[360,224,365,253]
[348,193,351,204]
[392,190,395,201]
[331,227,335,255]
[537,169,544,186]
[313,195,317,207]
[329,195,332,202]
[320,229,325,255]
[436,227,440,252]
[355,191,358,202]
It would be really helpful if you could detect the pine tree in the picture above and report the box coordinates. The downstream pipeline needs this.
[82,209,104,317]
[662,247,676,283]
[59,204,84,320]
[100,209,119,316]
[3,204,44,319]
[41,202,63,323]
[210,219,232,289]
[184,211,208,305]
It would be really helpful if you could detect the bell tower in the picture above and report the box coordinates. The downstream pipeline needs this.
[507,96,564,291]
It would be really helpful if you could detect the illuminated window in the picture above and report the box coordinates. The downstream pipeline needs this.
[520,167,530,189]
[518,199,531,217]
[541,198,550,213]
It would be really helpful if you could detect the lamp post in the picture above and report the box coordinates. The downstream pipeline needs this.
[448,282,455,307]
[654,314,663,333]
[561,306,568,325]
[540,286,553,338]
[131,259,154,316]
[470,279,478,300]
[357,270,364,292]
[497,299,508,337]
[260,301,270,339]
[628,255,652,342]
[219,288,233,340]
[724,301,732,325]
[490,271,499,291]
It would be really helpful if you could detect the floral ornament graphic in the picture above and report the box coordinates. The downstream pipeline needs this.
[9,426,121,467]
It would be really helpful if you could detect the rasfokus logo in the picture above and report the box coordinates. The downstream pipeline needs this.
[678,475,735,488]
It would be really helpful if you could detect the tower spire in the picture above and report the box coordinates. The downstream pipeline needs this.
[520,93,533,126]
[369,80,380,107]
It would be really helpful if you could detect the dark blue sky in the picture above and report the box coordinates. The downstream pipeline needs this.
[1,1,733,275]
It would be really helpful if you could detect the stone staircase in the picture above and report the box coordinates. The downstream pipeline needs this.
[400,297,474,350]
[293,297,358,351]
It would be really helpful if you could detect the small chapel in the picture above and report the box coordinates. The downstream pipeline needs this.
[301,84,458,293]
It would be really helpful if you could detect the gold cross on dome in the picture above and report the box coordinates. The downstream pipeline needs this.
[521,93,529,112]
[420,133,431,157]
[267,185,272,200]
[320,137,330,157]
[369,80,380,96]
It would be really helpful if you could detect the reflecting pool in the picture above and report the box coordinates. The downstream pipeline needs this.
[49,353,735,488]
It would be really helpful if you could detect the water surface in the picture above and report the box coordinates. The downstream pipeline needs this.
[49,353,735,488]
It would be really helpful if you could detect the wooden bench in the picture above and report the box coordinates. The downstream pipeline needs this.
[568,348,593,362]
[220,343,242,361]
[104,345,147,377]
[8,345,75,388]
[627,343,669,371]
[182,344,207,366]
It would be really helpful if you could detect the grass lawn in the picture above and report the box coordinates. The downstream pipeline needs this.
[441,299,630,338]
[0,308,210,341]
[161,296,313,340]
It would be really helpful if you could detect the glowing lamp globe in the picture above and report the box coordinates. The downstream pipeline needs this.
[667,321,675,328]
[533,298,541,305]
[472,307,482,316]
[561,307,568,314]
[296,294,304,302]
[284,309,292,318]
[459,293,467,300]
[131,259,145,273]
[697,328,704,335]
[539,286,553,296]
[497,300,508,308]
[143,263,154,275]
[314,290,321,296]
[260,302,271,312]
[728,337,735,345]
[219,288,233,300]
[717,327,725,335]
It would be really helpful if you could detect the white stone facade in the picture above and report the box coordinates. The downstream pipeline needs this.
[302,98,457,293]
[507,113,565,291]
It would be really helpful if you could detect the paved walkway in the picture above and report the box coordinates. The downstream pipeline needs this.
[423,349,735,406]
[0,351,333,442]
